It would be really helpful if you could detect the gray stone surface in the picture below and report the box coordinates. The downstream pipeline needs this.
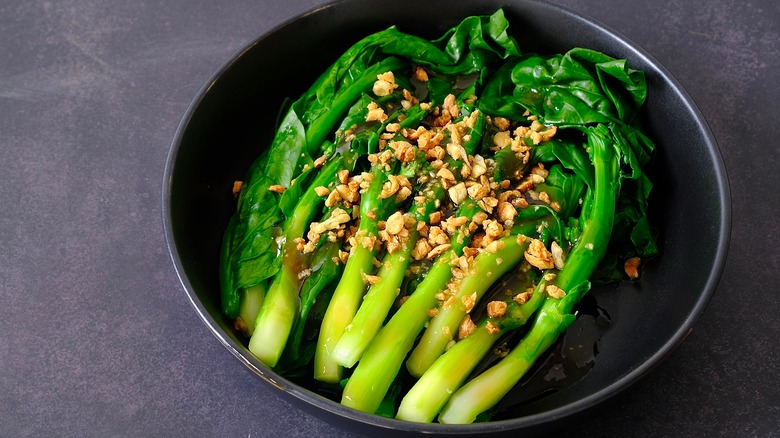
[1,0,778,436]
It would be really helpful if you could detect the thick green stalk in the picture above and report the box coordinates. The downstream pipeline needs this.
[340,202,479,413]
[314,232,376,382]
[438,126,620,424]
[249,158,344,367]
[395,278,547,422]
[314,164,400,383]
[331,230,417,368]
[397,324,497,423]
[332,177,446,368]
[248,264,299,366]
[406,235,529,378]
[437,303,574,424]
[340,250,456,412]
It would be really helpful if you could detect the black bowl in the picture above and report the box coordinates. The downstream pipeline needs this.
[163,0,731,434]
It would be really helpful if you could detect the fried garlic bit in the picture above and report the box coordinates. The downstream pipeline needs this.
[458,314,476,340]
[231,181,243,199]
[545,285,566,299]
[524,239,554,270]
[373,71,399,97]
[487,301,507,318]
[624,257,641,279]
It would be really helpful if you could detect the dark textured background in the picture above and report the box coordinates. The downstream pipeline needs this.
[1,0,778,436]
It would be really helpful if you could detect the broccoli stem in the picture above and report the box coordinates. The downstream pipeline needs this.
[405,235,530,378]
[340,200,480,413]
[248,158,345,367]
[438,125,620,424]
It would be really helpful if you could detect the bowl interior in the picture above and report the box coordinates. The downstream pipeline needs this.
[164,0,730,433]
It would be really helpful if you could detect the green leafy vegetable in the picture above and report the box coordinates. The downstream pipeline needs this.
[219,9,657,424]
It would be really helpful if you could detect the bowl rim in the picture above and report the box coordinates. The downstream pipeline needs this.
[162,0,732,433]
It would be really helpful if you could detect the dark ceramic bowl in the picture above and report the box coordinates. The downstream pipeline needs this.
[163,0,730,434]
